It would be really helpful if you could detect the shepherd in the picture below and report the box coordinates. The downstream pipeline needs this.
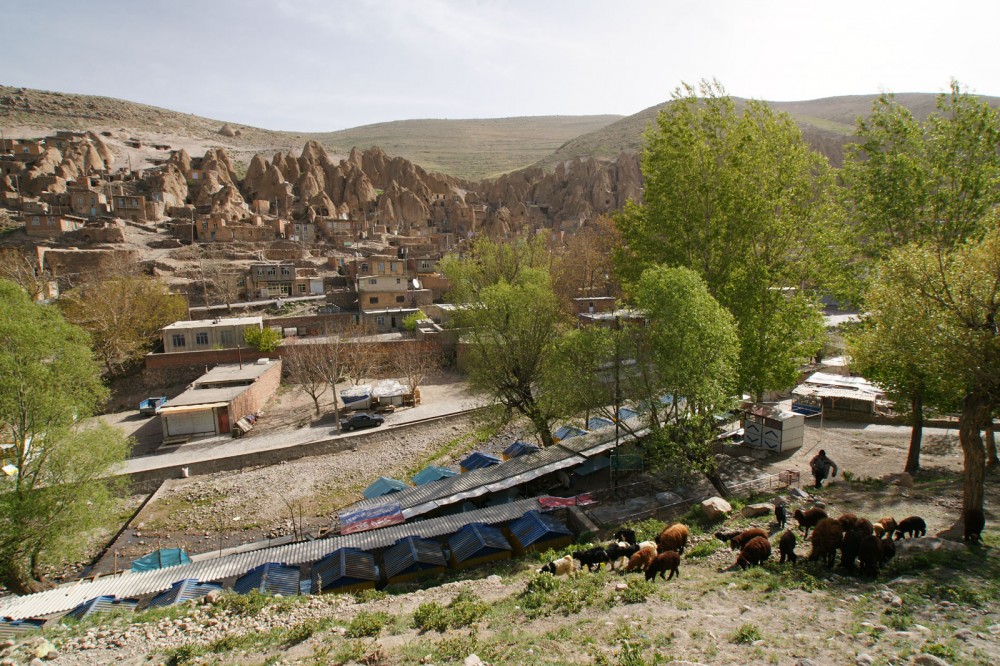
[810,449,838,488]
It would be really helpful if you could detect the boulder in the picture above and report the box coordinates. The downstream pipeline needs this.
[897,538,965,556]
[218,123,236,137]
[701,497,732,520]
[741,503,773,518]
[655,491,683,506]
[913,655,951,666]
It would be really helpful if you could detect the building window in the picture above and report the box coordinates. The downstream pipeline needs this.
[220,330,233,346]
[390,262,396,272]
[281,266,291,276]
[361,263,368,272]
[256,268,265,276]
[378,262,385,272]
[395,295,405,303]
[395,277,401,284]
[297,284,306,293]
[192,172,199,180]
[236,277,245,287]
[202,221,208,229]
[195,332,209,345]
[31,216,39,225]
[376,316,385,326]
[369,278,377,285]
[171,334,186,348]
[267,267,276,276]
[369,296,379,305]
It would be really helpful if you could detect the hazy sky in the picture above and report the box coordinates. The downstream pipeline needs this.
[6,0,997,132]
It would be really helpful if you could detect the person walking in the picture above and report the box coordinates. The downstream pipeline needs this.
[810,449,838,488]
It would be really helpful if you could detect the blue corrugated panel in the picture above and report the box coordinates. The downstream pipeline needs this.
[411,465,458,485]
[383,536,448,579]
[67,596,138,620]
[507,510,574,553]
[586,417,615,430]
[311,548,378,593]
[0,618,45,640]
[131,548,192,572]
[147,579,223,608]
[574,455,611,476]
[362,476,409,499]
[233,563,300,597]
[448,523,511,564]
[459,452,501,472]
[553,425,587,441]
[502,440,540,459]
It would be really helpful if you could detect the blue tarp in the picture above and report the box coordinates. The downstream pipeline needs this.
[411,465,458,485]
[460,451,501,471]
[586,417,615,430]
[130,548,191,572]
[503,441,540,458]
[362,476,409,499]
[553,425,587,441]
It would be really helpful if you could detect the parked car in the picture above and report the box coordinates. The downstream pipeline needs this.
[341,413,384,432]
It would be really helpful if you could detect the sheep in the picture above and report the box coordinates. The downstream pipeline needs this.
[729,528,769,551]
[964,508,986,544]
[838,513,861,532]
[857,534,882,577]
[872,523,885,539]
[655,523,690,555]
[778,530,797,564]
[808,518,844,568]
[774,503,788,529]
[714,530,742,543]
[645,551,681,581]
[605,542,640,570]
[736,536,772,569]
[637,540,658,552]
[538,554,577,576]
[894,516,927,540]
[572,546,610,572]
[625,546,657,573]
[840,527,865,572]
[878,517,897,538]
[878,536,896,565]
[795,507,828,539]
[614,529,638,545]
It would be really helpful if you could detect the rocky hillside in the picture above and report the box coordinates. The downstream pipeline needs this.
[0,86,619,181]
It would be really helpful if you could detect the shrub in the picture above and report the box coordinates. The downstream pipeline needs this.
[731,623,763,644]
[413,601,451,632]
[402,310,428,331]
[243,326,281,352]
[620,578,656,605]
[353,588,387,603]
[346,611,390,638]
[212,590,271,617]
[413,591,489,632]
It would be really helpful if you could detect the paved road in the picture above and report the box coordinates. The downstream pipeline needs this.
[117,380,484,477]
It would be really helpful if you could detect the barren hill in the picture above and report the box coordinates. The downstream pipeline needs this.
[537,92,1000,169]
[0,86,620,180]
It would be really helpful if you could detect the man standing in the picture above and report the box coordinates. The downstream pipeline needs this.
[810,449,838,488]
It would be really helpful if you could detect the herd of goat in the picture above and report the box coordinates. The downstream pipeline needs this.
[540,502,987,582]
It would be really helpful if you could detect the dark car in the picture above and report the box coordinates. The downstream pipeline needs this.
[341,413,384,432]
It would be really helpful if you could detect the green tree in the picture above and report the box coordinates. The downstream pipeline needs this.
[631,266,740,496]
[401,310,428,332]
[443,237,568,447]
[243,326,282,352]
[875,228,1000,515]
[0,280,131,594]
[60,275,187,375]
[844,82,1000,468]
[615,80,836,400]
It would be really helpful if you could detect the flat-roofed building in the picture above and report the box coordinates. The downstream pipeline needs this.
[160,316,263,353]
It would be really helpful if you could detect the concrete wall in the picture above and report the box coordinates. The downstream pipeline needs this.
[228,360,282,420]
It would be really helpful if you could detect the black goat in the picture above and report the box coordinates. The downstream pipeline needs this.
[613,529,638,545]
[572,546,610,572]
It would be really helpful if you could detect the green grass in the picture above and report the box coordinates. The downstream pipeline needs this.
[730,622,763,644]
[345,610,391,638]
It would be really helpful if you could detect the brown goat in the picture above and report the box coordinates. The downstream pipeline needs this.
[794,507,828,539]
[808,518,843,568]
[877,517,897,538]
[730,528,769,551]
[655,523,689,555]
[857,534,882,577]
[736,536,772,569]
[625,546,657,573]
[645,551,681,581]
[778,530,797,564]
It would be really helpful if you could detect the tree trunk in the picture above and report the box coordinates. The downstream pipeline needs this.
[0,560,52,596]
[987,421,999,468]
[706,468,732,499]
[905,393,923,474]
[312,395,321,416]
[959,393,989,516]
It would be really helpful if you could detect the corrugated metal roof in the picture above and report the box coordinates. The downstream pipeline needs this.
[0,499,542,621]
[234,563,301,597]
[448,523,511,563]
[311,548,377,592]
[147,579,222,608]
[382,536,447,579]
[67,596,138,621]
[502,441,540,458]
[362,476,409,499]
[508,510,573,549]
[459,451,501,471]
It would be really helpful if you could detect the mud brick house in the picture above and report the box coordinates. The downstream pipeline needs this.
[158,359,281,441]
